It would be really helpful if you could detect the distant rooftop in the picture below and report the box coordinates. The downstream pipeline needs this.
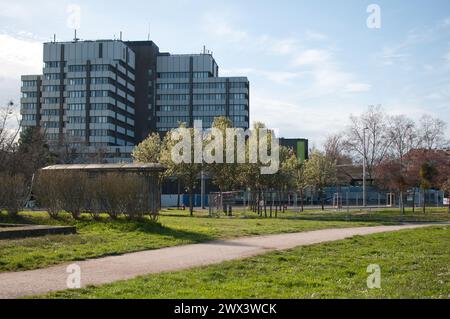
[41,163,166,172]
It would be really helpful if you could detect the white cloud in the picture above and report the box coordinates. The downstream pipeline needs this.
[344,83,372,93]
[203,14,247,42]
[291,49,371,97]
[292,49,331,67]
[257,35,299,55]
[0,3,32,19]
[0,33,42,106]
[221,67,303,85]
[0,33,42,79]
[305,30,327,41]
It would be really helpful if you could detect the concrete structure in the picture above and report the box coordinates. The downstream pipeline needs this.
[20,39,250,162]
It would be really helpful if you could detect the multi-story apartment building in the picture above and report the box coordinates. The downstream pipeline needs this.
[155,54,249,132]
[20,39,250,163]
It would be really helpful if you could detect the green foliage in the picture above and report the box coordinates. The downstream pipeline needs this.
[132,133,162,163]
[304,150,337,209]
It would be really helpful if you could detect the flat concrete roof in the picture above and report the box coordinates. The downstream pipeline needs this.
[41,163,166,172]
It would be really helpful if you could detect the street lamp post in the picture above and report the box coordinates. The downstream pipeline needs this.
[362,127,368,207]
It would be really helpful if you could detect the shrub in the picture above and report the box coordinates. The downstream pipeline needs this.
[0,173,29,217]
[59,172,89,219]
[33,171,66,218]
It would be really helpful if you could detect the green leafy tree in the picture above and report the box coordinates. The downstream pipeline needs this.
[132,132,162,163]
[160,124,202,216]
[305,150,336,210]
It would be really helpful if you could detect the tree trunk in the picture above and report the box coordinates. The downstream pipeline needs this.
[320,190,324,211]
[422,189,426,214]
[264,193,267,218]
[412,188,416,213]
[300,189,304,212]
[177,178,181,209]
[270,192,274,217]
[189,189,194,217]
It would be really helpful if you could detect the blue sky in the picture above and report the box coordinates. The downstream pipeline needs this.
[1,0,449,145]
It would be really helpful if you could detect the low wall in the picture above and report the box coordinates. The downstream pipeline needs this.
[0,224,76,240]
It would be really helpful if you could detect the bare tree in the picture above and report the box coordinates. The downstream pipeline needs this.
[0,101,21,172]
[388,115,420,161]
[418,115,448,150]
[342,105,392,181]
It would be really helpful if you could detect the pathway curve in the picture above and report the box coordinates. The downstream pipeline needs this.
[0,223,445,298]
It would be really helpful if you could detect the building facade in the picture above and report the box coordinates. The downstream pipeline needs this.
[20,39,250,162]
[155,54,249,132]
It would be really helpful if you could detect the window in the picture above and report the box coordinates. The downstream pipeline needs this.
[43,85,60,92]
[90,90,110,97]
[68,65,86,72]
[158,116,189,123]
[193,82,226,90]
[22,114,36,121]
[42,109,59,116]
[43,97,62,104]
[44,73,61,80]
[193,94,226,101]
[68,130,85,137]
[229,82,248,89]
[68,78,86,85]
[193,72,210,78]
[45,61,65,68]
[159,105,189,112]
[22,92,37,98]
[90,116,109,123]
[230,93,246,100]
[90,129,109,136]
[22,80,37,87]
[232,116,246,122]
[68,91,86,98]
[157,72,189,79]
[68,103,86,111]
[230,105,246,112]
[91,64,112,72]
[193,105,225,112]
[21,103,36,110]
[91,103,109,110]
[68,116,86,124]
[157,83,190,90]
[91,77,111,85]
[157,94,190,101]
[42,121,59,128]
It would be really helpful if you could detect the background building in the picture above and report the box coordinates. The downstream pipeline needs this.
[280,138,309,163]
[20,39,250,163]
[155,53,249,132]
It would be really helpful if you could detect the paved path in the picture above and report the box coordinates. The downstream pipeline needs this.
[0,223,445,298]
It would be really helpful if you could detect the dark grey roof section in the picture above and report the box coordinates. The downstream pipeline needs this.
[41,163,166,172]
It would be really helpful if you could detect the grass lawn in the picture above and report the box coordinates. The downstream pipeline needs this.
[40,226,450,299]
[287,207,450,223]
[0,210,380,273]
